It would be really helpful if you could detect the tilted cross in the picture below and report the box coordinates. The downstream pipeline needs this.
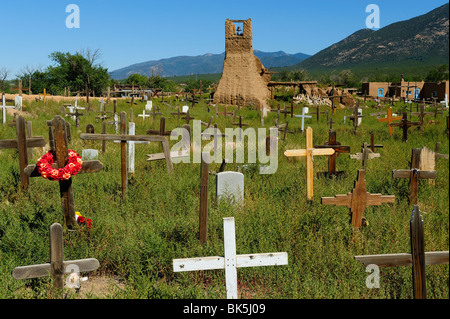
[314,130,350,178]
[293,107,312,132]
[24,116,104,228]
[392,148,437,204]
[80,112,173,197]
[321,169,395,229]
[377,108,402,136]
[173,217,288,299]
[355,205,449,299]
[0,115,46,189]
[12,223,100,294]
[390,112,420,142]
[284,127,335,200]
[275,120,294,141]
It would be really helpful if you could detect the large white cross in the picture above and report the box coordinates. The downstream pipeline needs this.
[294,107,312,132]
[173,217,288,299]
[2,94,16,124]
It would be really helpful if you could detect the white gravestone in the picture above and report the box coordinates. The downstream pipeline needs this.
[216,171,244,205]
[145,101,152,112]
[82,149,99,160]
[15,96,23,110]
[182,105,189,113]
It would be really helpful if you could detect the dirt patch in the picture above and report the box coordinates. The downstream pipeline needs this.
[69,274,127,298]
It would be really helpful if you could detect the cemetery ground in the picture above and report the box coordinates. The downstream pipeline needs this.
[0,95,448,299]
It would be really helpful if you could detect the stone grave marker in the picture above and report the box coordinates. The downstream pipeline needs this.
[216,171,244,205]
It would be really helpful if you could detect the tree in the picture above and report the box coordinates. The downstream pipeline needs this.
[425,65,449,82]
[0,67,9,93]
[46,49,109,96]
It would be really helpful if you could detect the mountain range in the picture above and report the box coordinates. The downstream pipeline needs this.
[109,51,310,80]
[293,3,449,73]
[110,3,449,80]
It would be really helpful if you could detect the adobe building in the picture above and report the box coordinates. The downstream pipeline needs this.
[362,79,449,101]
[213,19,272,111]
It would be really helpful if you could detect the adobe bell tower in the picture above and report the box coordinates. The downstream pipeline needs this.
[213,19,271,112]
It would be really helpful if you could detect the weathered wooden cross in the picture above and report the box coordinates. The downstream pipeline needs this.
[321,169,395,229]
[173,217,288,299]
[390,112,420,142]
[80,112,173,197]
[284,127,335,200]
[354,205,449,299]
[146,117,173,137]
[345,102,365,133]
[232,116,248,140]
[0,115,46,189]
[314,130,350,178]
[392,148,437,204]
[350,142,381,169]
[24,116,104,228]
[12,223,100,293]
[365,132,383,153]
[410,104,433,126]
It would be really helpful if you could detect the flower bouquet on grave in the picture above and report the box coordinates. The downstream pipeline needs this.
[75,211,93,229]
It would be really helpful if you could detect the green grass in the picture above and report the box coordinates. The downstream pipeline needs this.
[0,96,448,299]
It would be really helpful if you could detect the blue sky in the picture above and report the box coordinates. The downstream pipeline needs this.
[0,0,448,79]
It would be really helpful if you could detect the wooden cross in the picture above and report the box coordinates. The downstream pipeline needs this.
[314,130,350,178]
[181,110,195,124]
[2,93,15,124]
[173,217,288,299]
[327,114,336,130]
[199,152,209,244]
[377,108,402,136]
[392,148,437,204]
[150,106,163,128]
[80,112,173,197]
[390,113,420,142]
[170,106,185,120]
[365,132,383,152]
[66,107,84,127]
[293,107,312,132]
[355,205,449,299]
[38,88,50,103]
[284,127,335,200]
[275,120,294,141]
[410,104,433,126]
[146,117,172,136]
[321,169,395,229]
[12,223,100,294]
[315,105,327,122]
[346,102,365,133]
[24,116,104,228]
[232,116,249,140]
[350,142,381,169]
[0,115,46,189]
[219,105,233,118]
[202,124,227,155]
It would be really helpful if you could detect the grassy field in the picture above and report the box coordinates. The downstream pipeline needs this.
[0,95,448,299]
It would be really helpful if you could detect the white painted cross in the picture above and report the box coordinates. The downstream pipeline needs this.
[173,217,288,299]
[294,106,312,132]
[138,109,150,120]
[2,94,15,124]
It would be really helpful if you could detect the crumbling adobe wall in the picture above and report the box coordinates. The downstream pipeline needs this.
[213,19,271,111]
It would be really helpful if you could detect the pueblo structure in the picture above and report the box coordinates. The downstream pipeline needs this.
[213,19,272,112]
